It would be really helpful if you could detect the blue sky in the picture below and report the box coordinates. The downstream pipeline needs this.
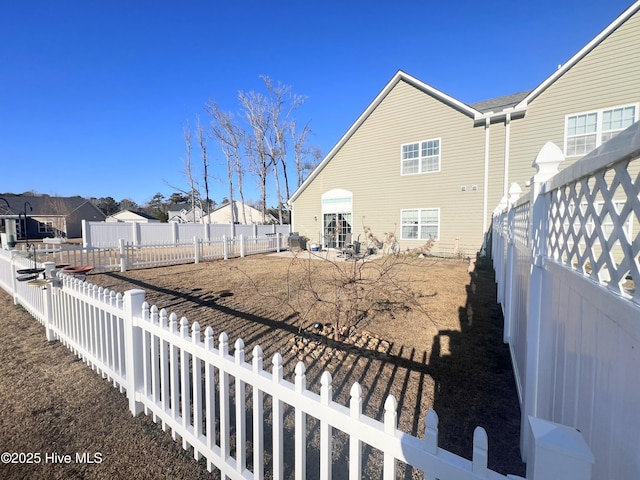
[1,1,634,207]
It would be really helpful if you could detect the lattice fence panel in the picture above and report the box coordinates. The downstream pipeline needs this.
[547,155,640,301]
[513,201,530,247]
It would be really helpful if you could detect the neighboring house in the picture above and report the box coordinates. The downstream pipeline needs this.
[204,201,277,225]
[106,210,160,223]
[0,194,106,240]
[167,203,204,223]
[289,2,640,255]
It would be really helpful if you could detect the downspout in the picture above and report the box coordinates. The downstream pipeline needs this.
[503,112,512,198]
[482,117,490,235]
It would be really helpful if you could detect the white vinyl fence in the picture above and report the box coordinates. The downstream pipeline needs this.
[491,122,640,480]
[83,221,291,248]
[25,234,287,273]
[0,258,595,479]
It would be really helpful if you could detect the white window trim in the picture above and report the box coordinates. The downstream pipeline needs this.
[38,221,54,233]
[400,138,441,176]
[400,208,440,241]
[564,103,639,157]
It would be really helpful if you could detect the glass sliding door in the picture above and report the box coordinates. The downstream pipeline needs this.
[323,213,352,249]
[321,189,353,249]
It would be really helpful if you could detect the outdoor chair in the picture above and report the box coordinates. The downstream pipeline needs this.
[340,234,361,260]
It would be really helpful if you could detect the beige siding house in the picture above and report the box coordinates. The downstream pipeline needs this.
[204,201,276,225]
[289,1,640,256]
[106,210,160,223]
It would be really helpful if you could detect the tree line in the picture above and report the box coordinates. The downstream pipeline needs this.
[178,75,322,225]
[5,76,320,225]
[90,193,284,224]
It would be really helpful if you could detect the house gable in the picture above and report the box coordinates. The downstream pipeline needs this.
[292,75,488,251]
[506,1,640,190]
[107,210,159,222]
[206,201,276,224]
[289,70,483,205]
[290,2,640,255]
[515,1,640,110]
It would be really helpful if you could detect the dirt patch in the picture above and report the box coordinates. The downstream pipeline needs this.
[0,253,525,478]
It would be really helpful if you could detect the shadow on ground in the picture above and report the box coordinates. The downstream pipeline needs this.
[428,262,525,476]
[93,259,525,478]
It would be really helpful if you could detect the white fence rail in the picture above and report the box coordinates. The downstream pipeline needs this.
[83,221,291,248]
[491,122,640,480]
[25,234,287,272]
[0,259,594,479]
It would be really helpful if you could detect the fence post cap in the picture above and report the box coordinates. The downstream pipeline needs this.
[494,195,509,215]
[508,183,523,205]
[532,141,564,183]
[123,289,146,312]
[528,415,594,462]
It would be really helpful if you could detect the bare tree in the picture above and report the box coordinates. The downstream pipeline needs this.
[183,118,200,222]
[203,77,316,225]
[119,198,138,211]
[291,120,322,188]
[263,76,307,220]
[239,76,308,224]
[206,101,247,224]
[196,115,212,223]
[239,89,271,223]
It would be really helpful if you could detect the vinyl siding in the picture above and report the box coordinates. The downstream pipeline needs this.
[293,80,487,254]
[508,11,640,193]
[486,121,508,215]
[294,8,640,255]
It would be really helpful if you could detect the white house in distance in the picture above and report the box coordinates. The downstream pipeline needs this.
[204,201,276,225]
[167,203,204,223]
[105,210,160,223]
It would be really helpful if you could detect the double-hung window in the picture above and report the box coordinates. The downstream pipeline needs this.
[565,105,637,157]
[401,138,440,175]
[38,221,53,233]
[401,208,439,240]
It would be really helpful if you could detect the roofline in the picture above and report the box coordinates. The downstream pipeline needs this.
[515,1,640,109]
[473,104,528,123]
[68,199,104,216]
[289,70,483,204]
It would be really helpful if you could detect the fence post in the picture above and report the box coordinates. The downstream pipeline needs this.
[172,222,179,245]
[133,222,141,246]
[503,183,522,344]
[9,250,19,305]
[123,288,146,416]
[527,416,594,480]
[223,235,228,260]
[119,238,127,272]
[276,232,281,253]
[42,261,56,342]
[493,196,508,305]
[82,219,90,248]
[194,236,200,264]
[521,141,563,459]
[240,235,245,258]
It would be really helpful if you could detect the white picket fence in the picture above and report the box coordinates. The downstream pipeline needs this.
[0,255,595,479]
[491,122,640,480]
[83,220,291,248]
[23,234,286,273]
